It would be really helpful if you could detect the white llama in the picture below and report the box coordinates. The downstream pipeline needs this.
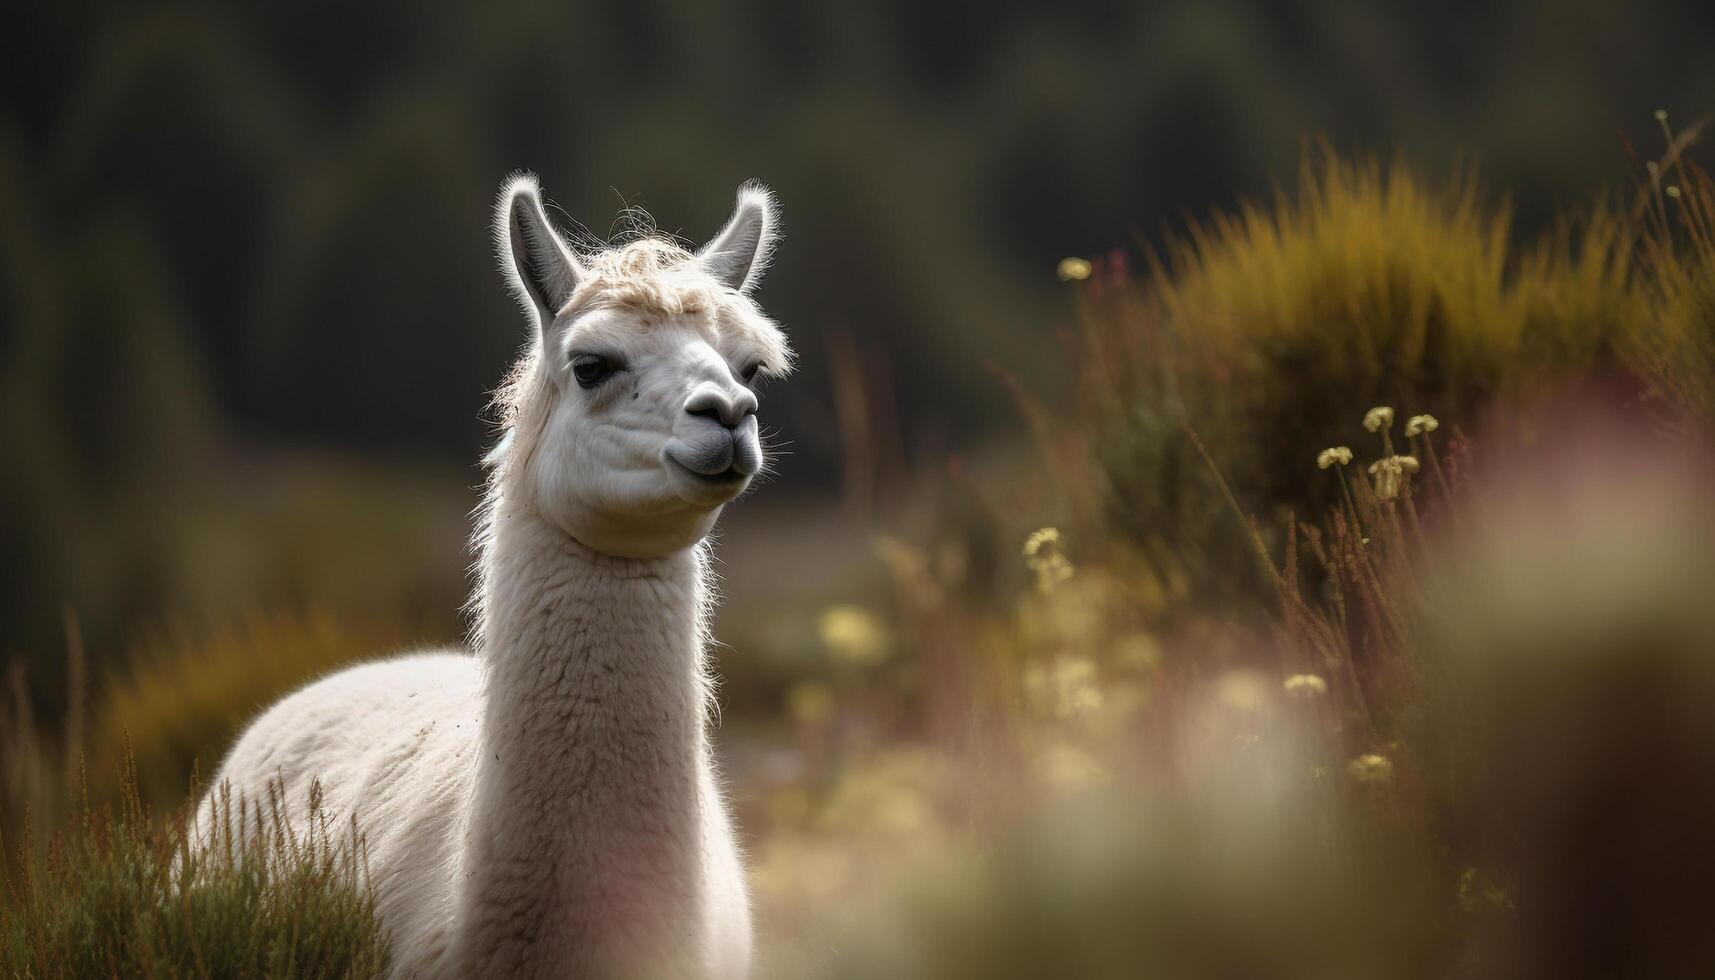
[197,174,792,979]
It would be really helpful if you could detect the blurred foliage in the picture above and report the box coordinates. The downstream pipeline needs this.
[0,450,468,726]
[5,0,1715,662]
[736,135,1715,973]
[1411,418,1715,978]
[1064,145,1715,605]
[91,612,433,807]
[1,610,438,863]
[746,398,1715,977]
[1626,126,1715,420]
[774,789,1439,980]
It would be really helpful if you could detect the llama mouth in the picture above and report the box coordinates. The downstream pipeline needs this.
[665,454,751,497]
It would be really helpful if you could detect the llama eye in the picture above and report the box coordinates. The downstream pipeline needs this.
[740,362,761,385]
[571,353,619,389]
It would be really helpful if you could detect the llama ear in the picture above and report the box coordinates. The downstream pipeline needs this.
[699,181,778,293]
[497,173,583,333]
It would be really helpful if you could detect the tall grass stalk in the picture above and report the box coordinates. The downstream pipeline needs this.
[1,756,387,979]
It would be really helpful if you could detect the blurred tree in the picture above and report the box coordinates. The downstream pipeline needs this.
[3,0,1714,663]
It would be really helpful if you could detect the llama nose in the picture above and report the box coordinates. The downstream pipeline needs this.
[683,384,757,430]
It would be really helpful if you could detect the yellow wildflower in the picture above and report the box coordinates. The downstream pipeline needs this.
[1458,867,1516,912]
[787,681,837,728]
[1404,414,1439,437]
[1056,257,1092,282]
[1112,632,1162,673]
[1035,741,1106,792]
[1023,656,1104,719]
[1316,446,1353,469]
[1214,668,1269,711]
[874,536,944,608]
[1363,406,1395,432]
[817,605,891,666]
[1347,753,1394,783]
[1282,673,1328,697]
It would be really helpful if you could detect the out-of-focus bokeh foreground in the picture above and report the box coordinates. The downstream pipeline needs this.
[6,3,1715,976]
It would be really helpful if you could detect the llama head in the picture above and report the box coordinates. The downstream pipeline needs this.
[490,174,793,558]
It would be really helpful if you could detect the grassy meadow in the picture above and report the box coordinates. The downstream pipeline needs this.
[7,123,1715,977]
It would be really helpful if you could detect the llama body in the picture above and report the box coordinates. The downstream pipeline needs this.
[200,175,790,978]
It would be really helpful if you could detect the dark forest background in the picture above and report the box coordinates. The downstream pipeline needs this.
[4,0,1714,680]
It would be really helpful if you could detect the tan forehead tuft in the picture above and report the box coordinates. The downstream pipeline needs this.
[573,238,718,318]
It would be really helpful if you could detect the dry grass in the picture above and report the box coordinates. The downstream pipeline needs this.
[749,391,1715,978]
[1072,148,1652,604]
[8,133,1715,977]
[750,134,1715,976]
[1624,116,1715,421]
[91,612,427,808]
[1,758,387,979]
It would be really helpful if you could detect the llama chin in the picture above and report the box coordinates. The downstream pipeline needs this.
[195,176,792,979]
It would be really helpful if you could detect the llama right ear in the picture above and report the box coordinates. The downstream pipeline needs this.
[497,174,582,334]
[699,181,778,293]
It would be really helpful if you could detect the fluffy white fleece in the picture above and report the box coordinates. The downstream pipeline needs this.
[199,175,788,979]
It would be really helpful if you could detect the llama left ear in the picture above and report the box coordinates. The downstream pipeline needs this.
[497,173,584,336]
[699,181,778,293]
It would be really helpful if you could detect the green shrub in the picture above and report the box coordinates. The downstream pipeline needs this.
[1072,150,1644,602]
[91,612,423,808]
[1,764,387,979]
[1625,138,1715,424]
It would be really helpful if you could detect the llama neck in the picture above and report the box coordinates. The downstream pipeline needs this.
[457,502,713,976]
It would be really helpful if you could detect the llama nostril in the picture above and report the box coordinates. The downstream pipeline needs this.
[684,389,753,430]
[686,402,729,427]
[731,389,759,421]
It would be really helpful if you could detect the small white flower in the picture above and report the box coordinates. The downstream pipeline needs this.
[1404,414,1439,437]
[1317,446,1354,470]
[1363,406,1395,433]
[1023,527,1061,557]
[1023,527,1074,592]
[1368,456,1419,501]
[1283,673,1329,698]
